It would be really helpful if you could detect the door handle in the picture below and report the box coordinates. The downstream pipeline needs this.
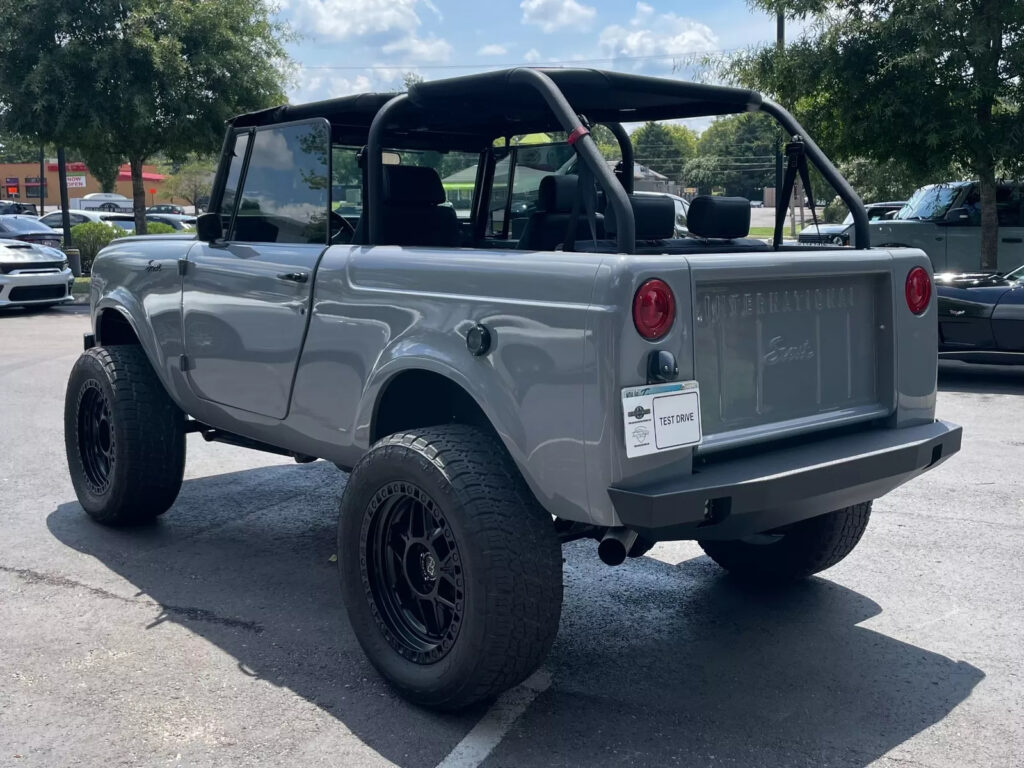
[949,309,966,317]
[277,272,309,283]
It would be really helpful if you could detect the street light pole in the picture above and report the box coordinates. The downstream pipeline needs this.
[774,9,784,207]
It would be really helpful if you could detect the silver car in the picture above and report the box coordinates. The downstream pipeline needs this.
[0,240,74,308]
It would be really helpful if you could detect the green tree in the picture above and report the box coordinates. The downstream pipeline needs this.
[77,144,122,193]
[692,112,777,198]
[0,0,290,234]
[0,132,42,163]
[631,121,698,182]
[737,0,1024,269]
[163,157,217,212]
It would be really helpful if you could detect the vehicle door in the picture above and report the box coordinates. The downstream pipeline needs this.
[995,185,1024,272]
[182,119,332,419]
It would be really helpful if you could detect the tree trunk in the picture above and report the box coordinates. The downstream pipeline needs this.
[130,155,147,235]
[978,167,999,271]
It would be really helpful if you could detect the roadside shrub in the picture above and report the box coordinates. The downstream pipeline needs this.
[71,222,127,274]
[144,222,178,235]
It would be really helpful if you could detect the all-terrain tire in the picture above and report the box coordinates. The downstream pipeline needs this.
[698,502,872,583]
[337,424,563,711]
[64,345,186,525]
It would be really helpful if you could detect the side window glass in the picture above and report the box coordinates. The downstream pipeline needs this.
[220,131,250,231]
[488,141,576,239]
[231,121,330,245]
[487,148,511,237]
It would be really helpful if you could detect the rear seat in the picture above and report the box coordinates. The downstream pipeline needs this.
[577,194,770,254]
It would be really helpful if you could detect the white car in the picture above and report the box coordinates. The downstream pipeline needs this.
[39,210,137,232]
[0,240,74,309]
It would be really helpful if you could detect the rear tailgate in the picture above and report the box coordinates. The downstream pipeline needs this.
[687,252,896,452]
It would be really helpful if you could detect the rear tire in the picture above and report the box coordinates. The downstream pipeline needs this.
[64,345,186,525]
[337,424,563,710]
[698,502,872,583]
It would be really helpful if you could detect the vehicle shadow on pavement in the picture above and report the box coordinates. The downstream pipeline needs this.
[939,362,1024,394]
[47,461,983,768]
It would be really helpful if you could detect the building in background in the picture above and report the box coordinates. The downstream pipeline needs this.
[0,161,167,209]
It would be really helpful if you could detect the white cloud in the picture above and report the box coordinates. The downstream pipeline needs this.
[287,0,430,42]
[477,43,508,56]
[520,0,596,34]
[381,34,453,62]
[599,2,717,65]
[523,47,543,63]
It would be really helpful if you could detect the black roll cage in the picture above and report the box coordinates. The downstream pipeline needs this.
[217,68,869,253]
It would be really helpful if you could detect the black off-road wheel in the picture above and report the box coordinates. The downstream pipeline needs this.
[64,345,186,525]
[337,425,563,711]
[698,502,872,583]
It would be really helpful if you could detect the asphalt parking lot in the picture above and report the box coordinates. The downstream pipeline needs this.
[2,305,1022,767]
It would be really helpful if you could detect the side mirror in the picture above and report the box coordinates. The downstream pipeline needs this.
[943,207,972,224]
[196,212,223,242]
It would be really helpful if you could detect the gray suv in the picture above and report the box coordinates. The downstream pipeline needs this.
[63,67,961,710]
[869,181,1024,272]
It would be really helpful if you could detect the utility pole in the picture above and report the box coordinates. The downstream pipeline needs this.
[38,146,45,214]
[775,9,784,209]
[57,147,72,248]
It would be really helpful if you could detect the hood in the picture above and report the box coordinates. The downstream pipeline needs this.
[0,240,66,264]
[799,223,848,235]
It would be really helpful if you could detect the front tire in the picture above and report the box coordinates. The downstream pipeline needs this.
[698,502,872,583]
[337,425,563,710]
[64,345,186,525]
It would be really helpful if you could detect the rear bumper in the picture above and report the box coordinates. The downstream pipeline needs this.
[608,420,962,541]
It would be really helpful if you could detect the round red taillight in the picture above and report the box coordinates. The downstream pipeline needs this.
[905,266,932,315]
[633,278,676,340]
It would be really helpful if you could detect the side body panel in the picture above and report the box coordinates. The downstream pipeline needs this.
[285,245,604,522]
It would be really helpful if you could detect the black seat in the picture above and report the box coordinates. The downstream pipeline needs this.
[376,165,460,247]
[686,196,751,240]
[574,193,675,252]
[517,175,604,251]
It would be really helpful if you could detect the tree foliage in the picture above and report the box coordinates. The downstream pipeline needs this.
[163,157,217,211]
[0,0,291,233]
[738,0,1024,268]
[687,112,778,197]
[631,121,698,182]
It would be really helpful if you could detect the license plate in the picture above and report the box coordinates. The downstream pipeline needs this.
[622,381,702,458]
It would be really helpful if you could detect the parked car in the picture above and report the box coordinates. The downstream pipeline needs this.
[800,201,905,245]
[0,200,39,216]
[0,239,74,308]
[65,67,960,711]
[145,213,197,230]
[147,204,186,215]
[0,215,63,249]
[869,181,1024,271]
[936,264,1024,364]
[40,210,137,232]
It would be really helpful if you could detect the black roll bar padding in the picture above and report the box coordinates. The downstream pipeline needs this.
[366,93,410,245]
[759,98,870,249]
[602,122,634,195]
[508,68,635,254]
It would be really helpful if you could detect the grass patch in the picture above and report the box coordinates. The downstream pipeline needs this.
[72,277,91,297]
[748,227,775,238]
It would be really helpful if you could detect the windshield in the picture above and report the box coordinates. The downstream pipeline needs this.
[1006,264,1024,282]
[103,217,136,232]
[896,185,963,221]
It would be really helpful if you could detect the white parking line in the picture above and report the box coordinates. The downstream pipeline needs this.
[434,670,552,768]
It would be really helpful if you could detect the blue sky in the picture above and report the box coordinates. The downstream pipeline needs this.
[277,0,794,122]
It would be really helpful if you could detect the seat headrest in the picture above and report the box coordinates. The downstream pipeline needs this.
[687,196,750,239]
[605,195,676,241]
[538,175,577,213]
[382,165,446,206]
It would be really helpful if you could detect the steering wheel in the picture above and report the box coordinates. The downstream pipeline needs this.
[330,210,356,243]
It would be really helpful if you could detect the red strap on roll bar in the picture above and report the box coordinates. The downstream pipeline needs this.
[567,126,590,146]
